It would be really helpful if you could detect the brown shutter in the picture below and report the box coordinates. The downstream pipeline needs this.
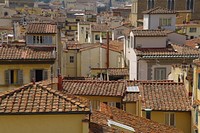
[30,69,35,82]
[5,70,10,85]
[43,70,48,80]
[17,70,23,85]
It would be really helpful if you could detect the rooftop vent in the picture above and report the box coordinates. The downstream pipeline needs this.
[126,86,139,92]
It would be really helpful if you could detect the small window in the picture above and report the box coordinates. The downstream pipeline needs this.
[186,0,194,10]
[5,69,23,85]
[95,35,100,40]
[116,102,121,109]
[165,113,175,126]
[154,67,166,80]
[70,56,74,63]
[189,28,197,32]
[167,0,175,10]
[147,0,154,9]
[92,100,100,110]
[198,73,200,89]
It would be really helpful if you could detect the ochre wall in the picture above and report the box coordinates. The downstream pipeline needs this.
[143,111,191,133]
[0,64,51,91]
[0,114,88,133]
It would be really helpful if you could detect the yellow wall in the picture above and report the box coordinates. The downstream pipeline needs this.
[0,114,88,133]
[125,103,137,115]
[0,64,51,91]
[142,111,191,133]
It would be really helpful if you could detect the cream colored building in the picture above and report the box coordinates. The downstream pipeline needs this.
[63,43,124,77]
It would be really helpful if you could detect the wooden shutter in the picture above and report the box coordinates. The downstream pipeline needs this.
[26,35,33,45]
[17,70,23,85]
[43,70,48,80]
[198,73,200,89]
[30,69,35,82]
[5,70,10,85]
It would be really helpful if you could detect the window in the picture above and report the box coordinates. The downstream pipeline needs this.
[198,73,200,89]
[81,27,84,33]
[159,18,172,26]
[167,0,175,10]
[154,67,166,80]
[26,35,53,45]
[165,113,175,126]
[86,31,89,39]
[189,27,197,32]
[30,69,48,82]
[92,100,100,110]
[146,111,151,119]
[147,0,154,10]
[95,34,100,40]
[5,69,23,85]
[69,56,74,63]
[186,0,194,10]
[108,102,121,109]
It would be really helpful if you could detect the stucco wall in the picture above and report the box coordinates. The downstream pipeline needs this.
[135,36,167,48]
[125,103,137,115]
[0,64,51,91]
[0,114,88,133]
[142,111,191,133]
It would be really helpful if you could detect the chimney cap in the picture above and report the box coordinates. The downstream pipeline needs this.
[144,108,152,111]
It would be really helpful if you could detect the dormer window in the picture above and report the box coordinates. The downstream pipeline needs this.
[26,35,53,45]
[147,0,155,10]
[167,0,175,10]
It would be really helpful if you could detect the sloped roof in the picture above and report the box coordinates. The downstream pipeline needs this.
[0,45,55,62]
[135,44,199,58]
[27,23,57,34]
[0,83,90,114]
[123,82,191,111]
[131,30,167,37]
[90,103,183,133]
[62,80,125,97]
[143,7,176,14]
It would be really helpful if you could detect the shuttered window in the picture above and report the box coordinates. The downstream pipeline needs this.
[5,69,23,85]
[165,113,175,126]
[26,35,33,45]
[30,69,48,82]
[198,73,200,89]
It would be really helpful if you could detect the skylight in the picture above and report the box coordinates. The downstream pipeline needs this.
[107,120,135,132]
[126,86,139,92]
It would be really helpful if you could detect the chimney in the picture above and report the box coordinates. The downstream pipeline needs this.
[144,108,152,119]
[57,69,63,91]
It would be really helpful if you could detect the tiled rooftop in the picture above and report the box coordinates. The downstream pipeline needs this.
[91,68,129,76]
[123,82,191,111]
[131,30,167,37]
[0,83,90,114]
[90,103,183,133]
[135,44,199,58]
[27,23,57,34]
[186,38,200,49]
[0,45,55,61]
[143,7,176,14]
[62,80,125,97]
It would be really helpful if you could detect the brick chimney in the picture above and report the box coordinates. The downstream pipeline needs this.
[57,74,63,91]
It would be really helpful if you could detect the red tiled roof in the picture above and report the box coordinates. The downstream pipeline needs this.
[131,30,167,37]
[0,45,55,61]
[123,82,191,111]
[62,80,125,97]
[186,38,200,49]
[0,83,90,114]
[135,44,199,58]
[90,103,183,133]
[27,23,57,34]
[91,68,129,76]
[143,7,176,14]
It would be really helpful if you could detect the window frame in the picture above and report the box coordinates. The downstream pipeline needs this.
[189,27,197,32]
[69,56,74,63]
[167,0,175,10]
[154,67,166,80]
[165,112,176,126]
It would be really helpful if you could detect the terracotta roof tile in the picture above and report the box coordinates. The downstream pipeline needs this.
[131,30,167,37]
[27,23,57,34]
[91,68,129,76]
[62,80,125,97]
[0,45,55,61]
[90,103,183,133]
[186,38,200,49]
[123,82,191,111]
[143,7,176,14]
[135,44,199,58]
[0,83,90,114]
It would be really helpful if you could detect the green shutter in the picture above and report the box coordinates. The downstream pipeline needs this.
[30,69,35,82]
[43,70,48,80]
[17,70,23,85]
[5,70,10,85]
